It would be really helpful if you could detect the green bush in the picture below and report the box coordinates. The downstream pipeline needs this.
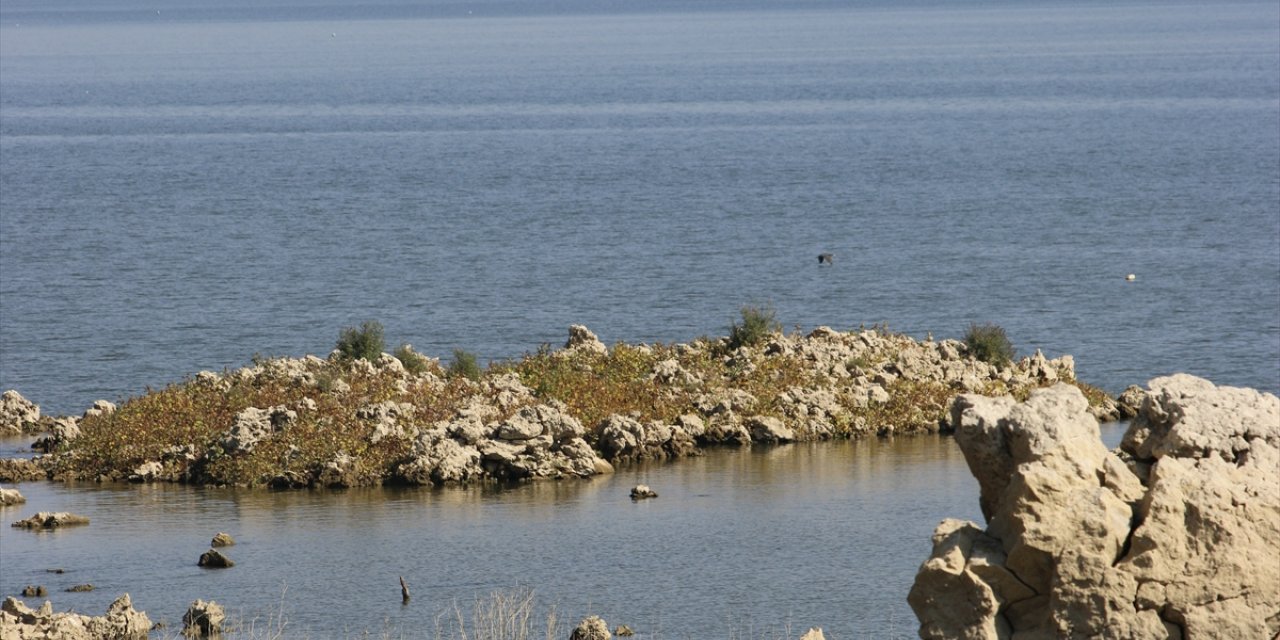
[964,323,1015,367]
[448,348,483,381]
[394,343,431,375]
[727,305,780,350]
[336,320,385,362]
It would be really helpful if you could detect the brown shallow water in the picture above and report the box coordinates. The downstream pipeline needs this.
[0,427,1125,638]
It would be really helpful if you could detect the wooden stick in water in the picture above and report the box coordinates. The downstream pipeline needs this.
[399,576,410,603]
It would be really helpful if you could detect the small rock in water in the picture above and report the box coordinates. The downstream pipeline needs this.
[1125,273,1136,281]
[66,584,95,592]
[629,484,657,500]
[210,531,235,547]
[615,624,636,636]
[183,599,226,637]
[11,511,90,529]
[570,616,611,640]
[197,549,234,568]
[21,585,47,597]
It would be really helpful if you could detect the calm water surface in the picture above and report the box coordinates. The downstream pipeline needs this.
[0,426,1128,637]
[2,1,1277,416]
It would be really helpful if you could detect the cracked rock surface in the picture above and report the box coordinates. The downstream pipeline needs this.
[909,375,1280,639]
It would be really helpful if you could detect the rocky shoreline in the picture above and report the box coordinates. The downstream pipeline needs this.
[0,324,1119,489]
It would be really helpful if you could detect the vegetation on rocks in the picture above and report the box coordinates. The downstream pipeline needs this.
[336,320,386,362]
[963,322,1015,367]
[8,319,1117,489]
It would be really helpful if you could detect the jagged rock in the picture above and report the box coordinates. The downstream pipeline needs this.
[219,405,295,454]
[911,376,1280,639]
[183,599,226,637]
[361,401,417,443]
[615,624,635,636]
[211,532,235,547]
[0,458,45,482]
[630,484,657,500]
[650,358,702,385]
[0,593,152,640]
[128,461,163,482]
[198,549,234,568]
[0,390,41,435]
[0,486,25,506]
[316,453,361,488]
[398,431,483,485]
[1115,384,1146,420]
[570,615,611,640]
[12,511,90,529]
[746,415,795,443]
[564,324,608,355]
[31,417,81,453]
[798,628,826,640]
[82,399,116,419]
[496,404,584,442]
[598,415,672,461]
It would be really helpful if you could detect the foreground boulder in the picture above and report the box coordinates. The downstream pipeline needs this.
[0,593,151,640]
[909,375,1280,639]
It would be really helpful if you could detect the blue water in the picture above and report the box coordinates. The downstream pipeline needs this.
[2,1,1278,416]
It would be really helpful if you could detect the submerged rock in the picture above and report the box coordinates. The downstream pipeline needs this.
[629,484,658,500]
[0,485,25,506]
[11,511,90,529]
[909,376,1280,639]
[197,549,234,568]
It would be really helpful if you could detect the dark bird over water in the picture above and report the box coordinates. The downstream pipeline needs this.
[818,253,834,265]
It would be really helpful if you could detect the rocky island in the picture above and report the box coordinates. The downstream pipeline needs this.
[0,321,1115,489]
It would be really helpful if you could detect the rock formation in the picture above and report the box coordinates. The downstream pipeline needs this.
[0,486,25,506]
[11,512,90,529]
[0,594,151,640]
[630,484,658,500]
[909,375,1280,639]
[0,391,41,435]
[211,531,235,547]
[198,549,234,568]
[183,599,226,637]
[570,616,612,640]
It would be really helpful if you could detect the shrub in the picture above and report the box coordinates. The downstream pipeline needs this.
[449,349,483,381]
[336,320,385,362]
[394,343,431,375]
[964,323,1015,367]
[727,305,780,351]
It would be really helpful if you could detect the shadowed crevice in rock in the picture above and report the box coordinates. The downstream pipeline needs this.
[910,375,1280,639]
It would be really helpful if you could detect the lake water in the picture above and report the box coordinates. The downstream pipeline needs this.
[2,0,1278,417]
[0,0,1276,636]
[0,426,1126,639]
